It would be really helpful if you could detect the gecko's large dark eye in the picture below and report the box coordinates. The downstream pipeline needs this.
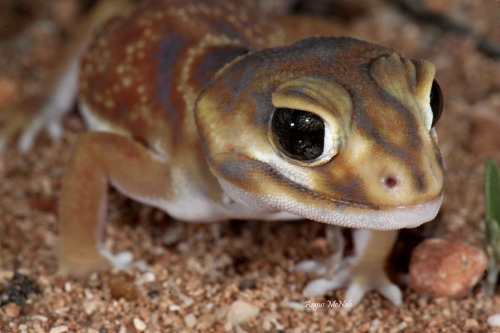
[430,80,443,128]
[271,108,324,161]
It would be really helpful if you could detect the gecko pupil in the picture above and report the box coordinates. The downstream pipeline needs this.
[430,80,443,128]
[271,108,324,161]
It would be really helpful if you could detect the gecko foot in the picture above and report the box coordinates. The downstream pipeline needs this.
[298,257,402,308]
[296,229,402,308]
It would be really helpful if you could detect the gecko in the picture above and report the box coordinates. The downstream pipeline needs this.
[13,0,445,307]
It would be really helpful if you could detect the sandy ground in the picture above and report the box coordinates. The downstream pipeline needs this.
[1,0,500,332]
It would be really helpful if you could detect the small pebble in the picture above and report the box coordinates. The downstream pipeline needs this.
[133,318,147,331]
[84,290,94,300]
[216,306,228,320]
[1,272,35,306]
[227,300,260,324]
[169,304,181,311]
[183,296,194,307]
[3,302,21,318]
[262,319,272,331]
[106,271,138,301]
[83,300,101,315]
[224,321,233,332]
[142,272,156,283]
[53,298,66,309]
[54,275,67,290]
[488,314,500,327]
[185,313,197,328]
[409,239,488,298]
[272,318,285,331]
[30,315,48,322]
[464,318,479,330]
[49,326,68,333]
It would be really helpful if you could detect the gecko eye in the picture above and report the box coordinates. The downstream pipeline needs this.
[271,108,324,161]
[430,80,443,128]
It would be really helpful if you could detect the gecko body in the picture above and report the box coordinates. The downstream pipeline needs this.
[49,0,444,307]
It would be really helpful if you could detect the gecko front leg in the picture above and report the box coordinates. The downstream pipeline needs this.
[297,230,402,307]
[58,132,173,277]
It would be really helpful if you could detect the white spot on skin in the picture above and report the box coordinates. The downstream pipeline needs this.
[104,100,115,109]
[122,77,132,87]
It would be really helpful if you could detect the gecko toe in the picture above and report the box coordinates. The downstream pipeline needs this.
[294,260,327,275]
[378,282,403,307]
[100,249,134,270]
[301,265,350,297]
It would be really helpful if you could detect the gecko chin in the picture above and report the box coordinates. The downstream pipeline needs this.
[219,177,443,230]
[302,192,444,230]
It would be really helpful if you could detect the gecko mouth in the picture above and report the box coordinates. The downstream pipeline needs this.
[267,161,440,209]
[277,186,443,230]
[265,163,443,230]
[219,156,443,230]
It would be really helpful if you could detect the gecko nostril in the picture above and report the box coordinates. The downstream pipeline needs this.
[384,176,398,189]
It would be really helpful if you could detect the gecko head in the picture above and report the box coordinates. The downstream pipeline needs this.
[195,37,444,230]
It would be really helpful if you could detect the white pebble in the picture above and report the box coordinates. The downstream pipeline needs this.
[142,272,156,282]
[185,313,197,328]
[272,319,284,331]
[136,272,156,285]
[183,296,194,307]
[488,314,500,327]
[30,315,48,322]
[49,326,68,333]
[216,306,228,320]
[227,300,260,324]
[224,321,233,332]
[169,304,181,311]
[83,300,101,315]
[133,318,147,331]
[262,319,272,331]
[84,290,94,300]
